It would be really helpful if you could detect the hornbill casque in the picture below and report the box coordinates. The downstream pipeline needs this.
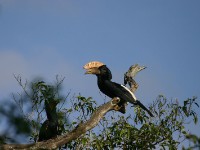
[84,61,153,117]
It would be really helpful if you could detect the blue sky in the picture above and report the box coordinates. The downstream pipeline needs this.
[0,0,200,144]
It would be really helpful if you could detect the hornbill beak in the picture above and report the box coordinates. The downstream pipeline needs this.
[85,67,100,75]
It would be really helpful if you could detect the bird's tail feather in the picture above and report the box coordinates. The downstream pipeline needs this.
[136,100,154,117]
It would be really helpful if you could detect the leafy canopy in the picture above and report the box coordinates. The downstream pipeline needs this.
[0,76,199,149]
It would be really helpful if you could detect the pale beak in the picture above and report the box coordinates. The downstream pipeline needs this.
[84,67,100,75]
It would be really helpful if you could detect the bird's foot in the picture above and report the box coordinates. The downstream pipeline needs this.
[113,103,127,114]
[111,98,128,114]
[111,97,123,112]
[113,105,121,111]
[111,97,120,106]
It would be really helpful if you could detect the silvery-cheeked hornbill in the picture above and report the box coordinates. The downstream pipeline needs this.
[83,61,153,117]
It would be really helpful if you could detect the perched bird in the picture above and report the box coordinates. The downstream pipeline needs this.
[38,99,59,141]
[124,64,147,93]
[84,61,153,117]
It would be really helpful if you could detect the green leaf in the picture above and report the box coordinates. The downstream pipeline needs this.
[194,115,198,124]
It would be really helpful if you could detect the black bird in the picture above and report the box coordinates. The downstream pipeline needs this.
[38,99,59,141]
[84,62,153,117]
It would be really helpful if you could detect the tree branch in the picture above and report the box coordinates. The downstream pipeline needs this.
[0,98,120,150]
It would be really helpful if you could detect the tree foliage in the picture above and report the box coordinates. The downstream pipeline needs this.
[66,95,199,150]
[0,76,199,149]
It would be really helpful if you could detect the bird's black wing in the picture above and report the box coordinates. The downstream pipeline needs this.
[102,80,154,117]
[102,80,137,104]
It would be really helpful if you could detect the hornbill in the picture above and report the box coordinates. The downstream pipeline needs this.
[38,99,59,141]
[84,61,153,117]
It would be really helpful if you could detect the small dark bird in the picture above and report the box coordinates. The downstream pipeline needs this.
[84,61,153,117]
[38,100,59,141]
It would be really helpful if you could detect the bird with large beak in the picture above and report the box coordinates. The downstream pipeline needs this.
[85,67,100,75]
[83,61,153,117]
[84,61,103,75]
